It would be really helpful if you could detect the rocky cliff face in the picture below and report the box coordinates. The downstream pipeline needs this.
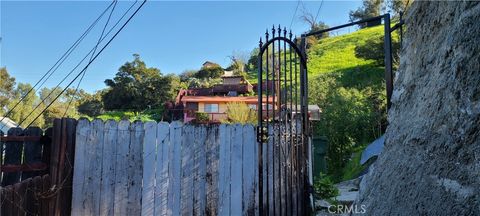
[356,2,480,215]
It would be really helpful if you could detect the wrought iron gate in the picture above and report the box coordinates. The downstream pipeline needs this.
[257,25,310,216]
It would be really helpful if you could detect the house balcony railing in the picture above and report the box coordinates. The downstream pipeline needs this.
[183,109,228,123]
[212,84,252,93]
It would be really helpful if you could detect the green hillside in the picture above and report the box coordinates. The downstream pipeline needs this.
[306,25,391,181]
[307,25,384,76]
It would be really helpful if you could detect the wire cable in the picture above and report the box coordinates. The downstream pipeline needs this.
[314,0,324,24]
[17,0,139,128]
[0,1,116,129]
[62,0,118,118]
[23,0,147,129]
[289,0,300,30]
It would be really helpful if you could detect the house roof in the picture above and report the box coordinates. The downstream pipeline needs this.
[181,96,273,103]
[0,117,19,134]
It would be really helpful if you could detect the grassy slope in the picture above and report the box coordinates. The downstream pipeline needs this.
[307,26,386,182]
[83,110,160,122]
[307,25,384,76]
[247,25,385,85]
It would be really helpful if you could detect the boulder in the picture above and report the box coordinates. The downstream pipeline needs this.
[355,2,480,216]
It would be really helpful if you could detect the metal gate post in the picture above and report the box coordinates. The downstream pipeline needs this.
[257,38,264,216]
[384,13,394,110]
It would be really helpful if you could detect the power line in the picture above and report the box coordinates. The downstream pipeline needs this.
[62,0,118,118]
[289,0,300,30]
[0,1,116,129]
[16,0,140,128]
[314,0,324,24]
[24,0,147,129]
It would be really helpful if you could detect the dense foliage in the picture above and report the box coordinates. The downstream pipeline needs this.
[0,70,82,128]
[313,173,339,199]
[223,102,257,124]
[349,0,383,28]
[0,67,16,114]
[102,54,178,111]
[355,35,401,70]
[195,63,224,79]
[308,25,388,179]
[349,0,411,28]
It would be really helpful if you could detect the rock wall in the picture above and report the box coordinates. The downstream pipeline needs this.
[356,2,480,215]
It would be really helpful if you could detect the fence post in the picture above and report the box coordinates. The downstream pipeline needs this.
[50,118,77,216]
[384,13,393,110]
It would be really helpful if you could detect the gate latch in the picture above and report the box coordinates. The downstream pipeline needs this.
[257,126,268,143]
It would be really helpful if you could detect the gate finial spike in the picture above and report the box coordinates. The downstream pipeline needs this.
[272,25,276,36]
[293,35,297,43]
[283,27,287,37]
[289,30,293,40]
[278,25,282,36]
[259,37,263,47]
[265,29,269,40]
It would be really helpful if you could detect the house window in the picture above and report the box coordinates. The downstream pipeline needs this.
[263,103,273,110]
[248,104,257,110]
[204,104,219,113]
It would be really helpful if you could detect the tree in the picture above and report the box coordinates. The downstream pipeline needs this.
[226,51,249,76]
[38,87,79,125]
[103,54,175,111]
[179,70,197,82]
[77,91,104,117]
[0,67,16,114]
[195,62,224,79]
[7,83,45,128]
[388,0,411,18]
[246,48,260,73]
[349,0,384,28]
[309,70,386,179]
[299,4,330,47]
[308,22,330,40]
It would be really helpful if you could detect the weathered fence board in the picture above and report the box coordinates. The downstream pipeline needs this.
[71,119,304,215]
[155,122,170,215]
[218,124,231,215]
[193,126,207,216]
[114,120,130,215]
[22,127,43,180]
[231,124,243,215]
[168,121,182,215]
[71,119,89,216]
[243,124,257,215]
[205,125,219,215]
[128,121,143,216]
[142,121,156,216]
[181,126,195,215]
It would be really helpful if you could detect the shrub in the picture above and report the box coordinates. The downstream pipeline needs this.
[313,173,339,199]
[195,112,210,122]
[224,102,257,124]
[354,35,400,69]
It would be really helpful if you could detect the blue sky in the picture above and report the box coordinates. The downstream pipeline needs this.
[1,1,361,92]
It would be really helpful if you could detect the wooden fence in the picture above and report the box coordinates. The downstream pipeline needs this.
[71,119,260,215]
[0,118,77,216]
[0,127,51,186]
[0,174,52,216]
